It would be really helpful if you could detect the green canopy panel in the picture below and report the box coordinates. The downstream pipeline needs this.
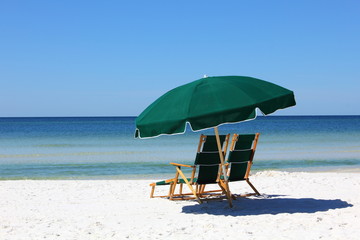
[135,76,296,138]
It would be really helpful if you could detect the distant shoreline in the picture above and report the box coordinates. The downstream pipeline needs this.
[1,167,360,181]
[1,115,360,119]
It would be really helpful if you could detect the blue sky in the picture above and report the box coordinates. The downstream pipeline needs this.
[1,1,359,117]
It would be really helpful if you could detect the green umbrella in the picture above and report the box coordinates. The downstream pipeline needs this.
[135,76,296,206]
[136,76,295,138]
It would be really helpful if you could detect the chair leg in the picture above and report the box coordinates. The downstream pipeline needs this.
[246,179,260,195]
[225,183,236,200]
[179,183,183,195]
[217,180,233,207]
[169,170,180,200]
[200,184,206,196]
[169,182,175,199]
[150,185,155,198]
[150,183,175,199]
[217,181,226,194]
[223,180,233,207]
[176,167,202,204]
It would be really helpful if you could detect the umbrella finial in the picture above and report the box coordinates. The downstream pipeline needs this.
[203,74,208,78]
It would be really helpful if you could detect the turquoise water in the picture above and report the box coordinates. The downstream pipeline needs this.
[0,116,359,179]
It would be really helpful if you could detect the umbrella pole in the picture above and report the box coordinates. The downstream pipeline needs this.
[214,127,233,208]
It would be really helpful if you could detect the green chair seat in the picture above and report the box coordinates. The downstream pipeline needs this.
[155,178,198,186]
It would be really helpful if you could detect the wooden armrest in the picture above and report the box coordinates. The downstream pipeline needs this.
[149,178,176,186]
[170,162,195,168]
[164,178,176,183]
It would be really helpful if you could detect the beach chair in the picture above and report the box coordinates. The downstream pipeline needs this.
[168,134,231,203]
[149,134,230,201]
[224,133,261,197]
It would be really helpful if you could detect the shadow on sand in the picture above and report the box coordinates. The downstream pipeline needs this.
[181,195,353,216]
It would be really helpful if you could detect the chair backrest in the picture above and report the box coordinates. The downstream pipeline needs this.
[195,134,230,184]
[227,133,260,181]
[198,134,229,154]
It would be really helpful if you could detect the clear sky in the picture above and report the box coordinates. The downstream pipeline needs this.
[1,1,359,117]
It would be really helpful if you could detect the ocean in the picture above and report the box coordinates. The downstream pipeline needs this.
[0,116,359,180]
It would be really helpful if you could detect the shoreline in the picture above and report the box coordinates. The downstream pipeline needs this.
[1,171,359,239]
[1,167,360,181]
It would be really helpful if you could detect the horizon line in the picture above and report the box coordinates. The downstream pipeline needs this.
[0,114,359,119]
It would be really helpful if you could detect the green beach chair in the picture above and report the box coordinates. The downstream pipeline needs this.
[149,134,230,201]
[169,134,231,203]
[223,133,261,197]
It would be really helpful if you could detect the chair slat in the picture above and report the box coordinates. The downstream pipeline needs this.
[228,150,253,163]
[202,135,227,151]
[233,134,255,150]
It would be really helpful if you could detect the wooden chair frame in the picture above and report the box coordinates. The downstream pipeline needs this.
[226,133,261,198]
[167,134,230,203]
[149,134,230,202]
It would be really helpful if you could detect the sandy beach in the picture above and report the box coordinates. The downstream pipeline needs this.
[1,171,359,240]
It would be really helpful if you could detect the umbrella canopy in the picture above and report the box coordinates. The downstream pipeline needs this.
[135,76,296,138]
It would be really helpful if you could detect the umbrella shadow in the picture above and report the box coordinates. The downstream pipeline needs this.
[181,195,353,216]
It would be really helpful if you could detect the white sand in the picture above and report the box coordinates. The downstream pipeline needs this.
[1,171,360,240]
